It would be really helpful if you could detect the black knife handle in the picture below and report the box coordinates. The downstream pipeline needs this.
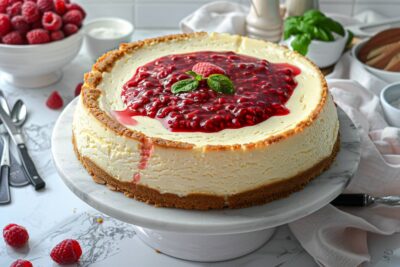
[17,144,45,190]
[331,194,368,207]
[0,165,11,204]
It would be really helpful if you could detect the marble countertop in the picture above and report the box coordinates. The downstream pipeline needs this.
[0,30,399,267]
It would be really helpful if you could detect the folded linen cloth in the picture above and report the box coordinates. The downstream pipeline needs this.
[289,53,400,267]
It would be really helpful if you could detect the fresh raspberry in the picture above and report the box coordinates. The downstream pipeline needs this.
[42,11,62,31]
[10,259,33,267]
[37,0,53,12]
[3,224,29,248]
[8,0,22,4]
[26,29,50,44]
[66,3,85,18]
[11,16,30,34]
[50,239,82,264]
[21,1,40,23]
[2,31,23,44]
[46,91,63,109]
[50,30,64,41]
[0,0,8,13]
[0,14,11,36]
[62,10,82,26]
[62,23,77,36]
[54,0,67,15]
[192,62,226,78]
[6,1,22,17]
[74,82,82,96]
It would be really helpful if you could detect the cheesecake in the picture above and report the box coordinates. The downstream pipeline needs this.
[73,32,339,210]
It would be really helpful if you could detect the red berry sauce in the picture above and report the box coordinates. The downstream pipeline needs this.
[119,51,300,133]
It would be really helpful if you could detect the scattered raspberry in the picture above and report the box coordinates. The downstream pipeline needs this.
[62,9,82,26]
[50,239,82,264]
[192,62,226,78]
[0,14,11,36]
[74,82,82,96]
[62,23,77,36]
[10,259,33,267]
[2,31,23,44]
[42,11,62,31]
[11,16,30,34]
[6,1,21,17]
[21,1,40,23]
[3,224,29,248]
[66,3,85,18]
[37,0,53,12]
[50,30,64,41]
[0,0,8,13]
[26,28,49,44]
[46,91,63,109]
[54,0,67,15]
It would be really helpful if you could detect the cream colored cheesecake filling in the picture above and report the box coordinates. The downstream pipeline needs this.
[73,95,338,196]
[97,32,324,147]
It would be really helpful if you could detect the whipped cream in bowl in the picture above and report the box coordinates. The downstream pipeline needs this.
[84,17,134,60]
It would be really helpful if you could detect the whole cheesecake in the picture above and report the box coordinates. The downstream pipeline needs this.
[73,32,339,210]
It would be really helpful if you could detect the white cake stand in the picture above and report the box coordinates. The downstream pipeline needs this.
[52,99,361,262]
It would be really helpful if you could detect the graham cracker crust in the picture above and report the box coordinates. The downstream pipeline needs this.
[72,134,340,210]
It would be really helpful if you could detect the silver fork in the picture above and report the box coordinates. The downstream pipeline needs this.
[0,91,11,204]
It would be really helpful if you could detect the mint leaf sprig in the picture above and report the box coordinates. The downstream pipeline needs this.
[171,71,234,95]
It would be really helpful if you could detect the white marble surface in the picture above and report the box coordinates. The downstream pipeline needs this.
[0,30,400,266]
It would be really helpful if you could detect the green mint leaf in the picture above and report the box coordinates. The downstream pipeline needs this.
[314,27,334,41]
[185,70,203,81]
[207,74,234,94]
[171,79,199,94]
[303,9,325,20]
[283,16,302,40]
[291,34,311,56]
[320,17,345,37]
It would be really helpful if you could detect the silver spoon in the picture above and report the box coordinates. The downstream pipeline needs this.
[9,100,30,187]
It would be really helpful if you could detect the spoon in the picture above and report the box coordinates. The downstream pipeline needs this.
[9,100,30,187]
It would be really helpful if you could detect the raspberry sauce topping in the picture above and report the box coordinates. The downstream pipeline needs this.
[120,51,300,133]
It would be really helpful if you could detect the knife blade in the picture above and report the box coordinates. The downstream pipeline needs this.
[0,104,45,190]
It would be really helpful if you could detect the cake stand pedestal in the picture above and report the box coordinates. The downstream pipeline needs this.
[52,99,361,262]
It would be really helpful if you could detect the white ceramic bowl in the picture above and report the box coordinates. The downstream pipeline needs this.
[0,31,83,88]
[84,18,134,61]
[282,30,348,68]
[352,39,400,83]
[380,82,400,127]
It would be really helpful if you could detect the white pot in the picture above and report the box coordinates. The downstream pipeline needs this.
[283,30,348,68]
[0,31,83,88]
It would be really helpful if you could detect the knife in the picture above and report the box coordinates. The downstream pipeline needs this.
[331,194,400,207]
[0,104,45,190]
[0,133,11,204]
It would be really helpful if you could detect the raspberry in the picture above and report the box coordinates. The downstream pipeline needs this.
[192,62,226,78]
[21,1,40,23]
[2,31,23,44]
[63,23,77,36]
[50,239,82,264]
[42,11,62,31]
[62,10,82,26]
[11,16,30,34]
[0,0,8,13]
[46,91,63,109]
[6,1,21,17]
[0,14,11,36]
[74,82,82,96]
[37,0,53,12]
[50,30,64,41]
[3,224,29,248]
[26,29,50,44]
[31,20,42,29]
[66,3,85,18]
[10,259,33,267]
[54,0,67,15]
[9,0,22,4]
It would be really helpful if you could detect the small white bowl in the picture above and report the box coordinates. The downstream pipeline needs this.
[84,18,134,61]
[0,31,83,88]
[352,39,400,83]
[380,82,400,127]
[282,30,348,68]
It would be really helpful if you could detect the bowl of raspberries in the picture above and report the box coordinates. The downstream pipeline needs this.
[0,0,85,88]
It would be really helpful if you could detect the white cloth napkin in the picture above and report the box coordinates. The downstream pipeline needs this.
[289,53,400,267]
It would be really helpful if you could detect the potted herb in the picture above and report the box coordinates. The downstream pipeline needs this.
[282,10,351,68]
